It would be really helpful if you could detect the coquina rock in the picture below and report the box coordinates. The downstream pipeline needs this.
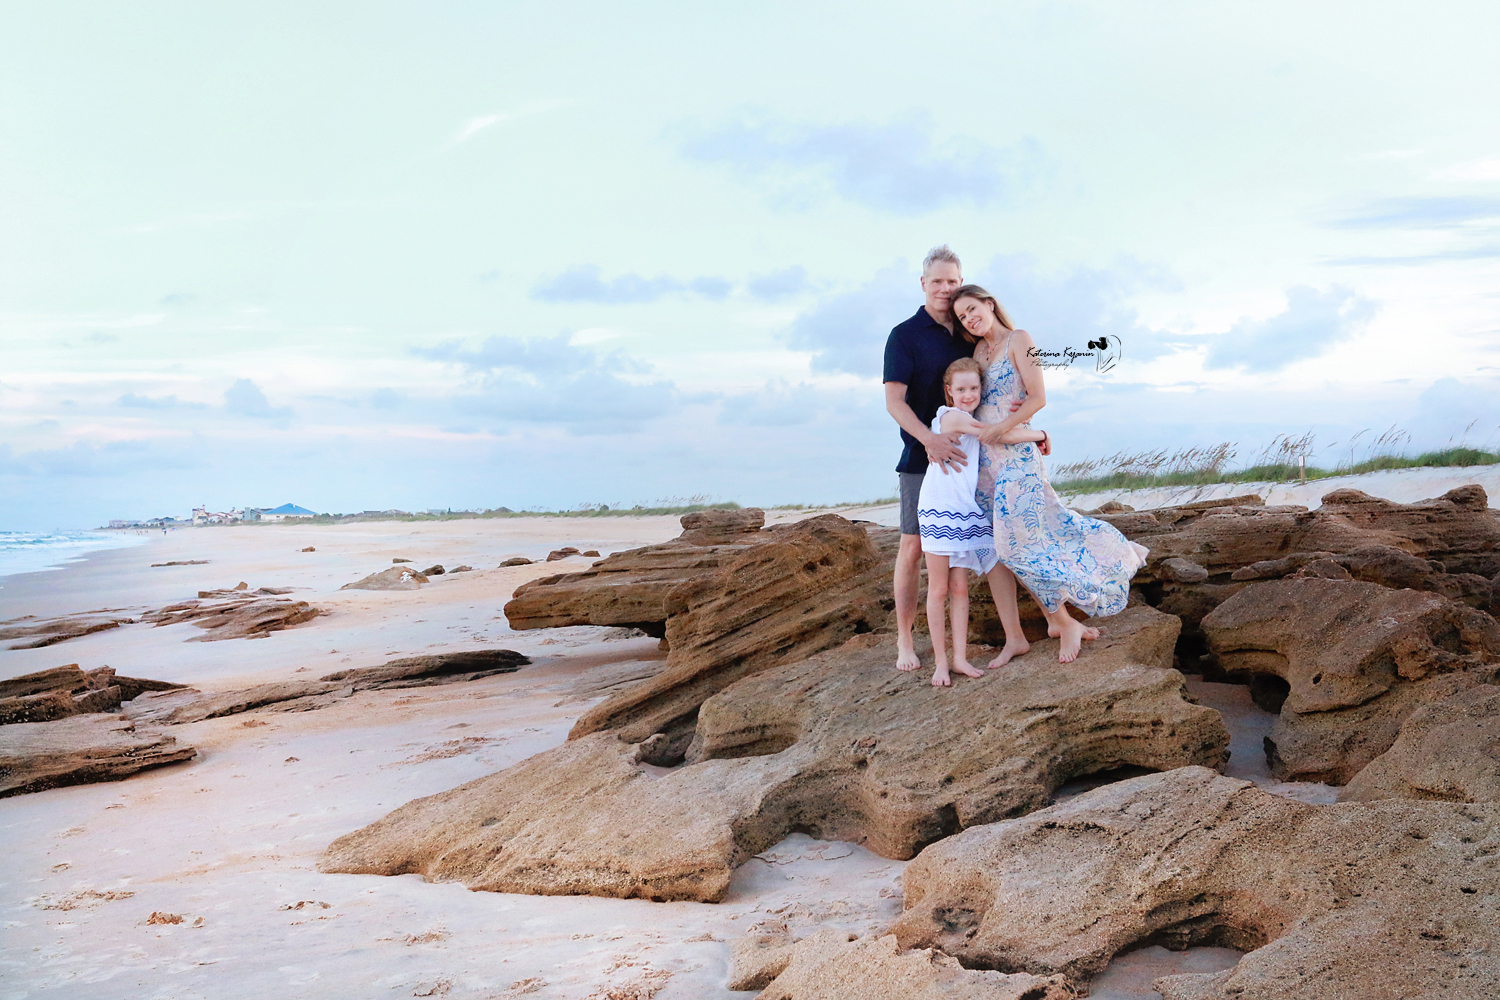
[1092,487,1500,660]
[756,930,1079,1000]
[892,766,1500,999]
[126,649,530,725]
[0,665,183,725]
[319,605,1227,902]
[0,714,196,797]
[1200,577,1500,782]
[1339,675,1500,803]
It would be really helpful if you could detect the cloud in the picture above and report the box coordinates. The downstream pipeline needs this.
[160,292,197,305]
[224,378,293,419]
[370,388,402,410]
[679,114,1040,214]
[449,100,576,145]
[417,333,675,431]
[787,263,919,377]
[1327,245,1500,267]
[1435,156,1500,182]
[1405,376,1500,451]
[1203,286,1375,373]
[531,265,733,304]
[118,392,207,410]
[747,266,812,300]
[1330,196,1500,229]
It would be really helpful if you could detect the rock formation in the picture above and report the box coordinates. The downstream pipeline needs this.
[1090,486,1500,664]
[341,566,429,591]
[1200,578,1500,782]
[0,611,135,649]
[0,664,183,725]
[0,714,195,797]
[127,649,530,725]
[507,511,900,761]
[141,593,324,641]
[320,606,1226,902]
[893,766,1500,999]
[1339,674,1500,803]
[755,931,1079,1000]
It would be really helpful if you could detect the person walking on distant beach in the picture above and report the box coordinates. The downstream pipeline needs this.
[882,246,983,673]
[955,282,1149,664]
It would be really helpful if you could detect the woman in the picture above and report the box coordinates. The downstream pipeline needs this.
[953,283,1149,664]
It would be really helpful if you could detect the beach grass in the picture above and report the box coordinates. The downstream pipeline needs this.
[1051,429,1500,494]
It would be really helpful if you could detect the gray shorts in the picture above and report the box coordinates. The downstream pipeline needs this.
[899,471,926,535]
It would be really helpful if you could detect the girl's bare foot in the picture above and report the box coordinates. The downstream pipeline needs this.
[896,643,921,672]
[931,668,952,687]
[952,659,984,679]
[1057,617,1085,663]
[988,640,1030,668]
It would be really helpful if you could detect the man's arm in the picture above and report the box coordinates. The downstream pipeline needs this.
[885,381,966,472]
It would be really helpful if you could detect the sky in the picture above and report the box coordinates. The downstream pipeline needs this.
[3,1,1499,529]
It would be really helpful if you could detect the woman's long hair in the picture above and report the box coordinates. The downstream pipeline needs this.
[952,283,1016,340]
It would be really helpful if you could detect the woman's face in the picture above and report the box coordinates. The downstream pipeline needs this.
[954,296,995,338]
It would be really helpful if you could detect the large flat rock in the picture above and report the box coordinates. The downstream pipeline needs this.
[0,714,196,797]
[1201,578,1500,782]
[1340,675,1500,803]
[319,605,1227,902]
[756,930,1079,1000]
[892,766,1500,999]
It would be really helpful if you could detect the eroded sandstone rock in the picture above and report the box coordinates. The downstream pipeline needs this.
[757,931,1079,1000]
[1201,578,1500,782]
[1339,675,1500,803]
[128,649,530,724]
[319,606,1226,902]
[0,665,183,725]
[0,714,196,797]
[340,567,429,591]
[893,766,1500,999]
[570,515,893,754]
[0,612,135,650]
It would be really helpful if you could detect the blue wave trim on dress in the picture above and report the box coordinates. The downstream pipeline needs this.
[920,524,994,540]
[917,509,987,520]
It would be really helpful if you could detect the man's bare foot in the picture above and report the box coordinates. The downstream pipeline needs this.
[1057,617,1084,663]
[988,640,1030,668]
[896,643,921,671]
[952,659,984,679]
[1047,621,1100,642]
[931,668,952,687]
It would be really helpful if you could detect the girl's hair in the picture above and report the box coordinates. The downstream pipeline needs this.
[951,283,1016,339]
[943,356,984,406]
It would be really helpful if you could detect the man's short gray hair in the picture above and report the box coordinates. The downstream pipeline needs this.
[922,245,962,275]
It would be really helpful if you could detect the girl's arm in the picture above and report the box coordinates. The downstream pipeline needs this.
[942,407,1046,444]
[977,330,1047,446]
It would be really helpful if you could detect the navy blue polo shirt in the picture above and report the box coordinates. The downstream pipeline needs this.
[882,305,975,474]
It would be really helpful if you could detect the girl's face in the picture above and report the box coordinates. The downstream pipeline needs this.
[948,371,982,414]
[954,296,996,338]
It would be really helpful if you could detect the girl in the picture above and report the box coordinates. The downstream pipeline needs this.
[917,357,1049,687]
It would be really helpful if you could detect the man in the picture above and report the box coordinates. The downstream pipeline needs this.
[882,245,974,672]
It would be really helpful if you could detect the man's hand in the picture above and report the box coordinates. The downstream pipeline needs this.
[925,431,967,474]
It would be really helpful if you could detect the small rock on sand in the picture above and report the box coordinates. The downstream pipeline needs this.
[500,557,532,567]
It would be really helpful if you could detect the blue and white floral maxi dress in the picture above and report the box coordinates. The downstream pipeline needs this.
[974,340,1149,616]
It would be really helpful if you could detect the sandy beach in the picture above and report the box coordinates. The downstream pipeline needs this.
[1,473,1487,998]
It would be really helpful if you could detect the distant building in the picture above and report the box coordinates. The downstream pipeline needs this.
[258,503,318,523]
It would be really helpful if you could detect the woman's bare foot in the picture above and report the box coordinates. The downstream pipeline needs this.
[952,659,985,679]
[988,640,1030,668]
[896,642,921,672]
[931,667,952,687]
[1057,616,1085,663]
[1047,621,1100,642]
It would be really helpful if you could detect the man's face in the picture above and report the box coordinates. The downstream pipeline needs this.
[921,262,962,316]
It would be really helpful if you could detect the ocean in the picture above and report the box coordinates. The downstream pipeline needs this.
[0,530,151,583]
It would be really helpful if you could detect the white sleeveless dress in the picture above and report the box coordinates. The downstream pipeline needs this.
[917,406,999,574]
